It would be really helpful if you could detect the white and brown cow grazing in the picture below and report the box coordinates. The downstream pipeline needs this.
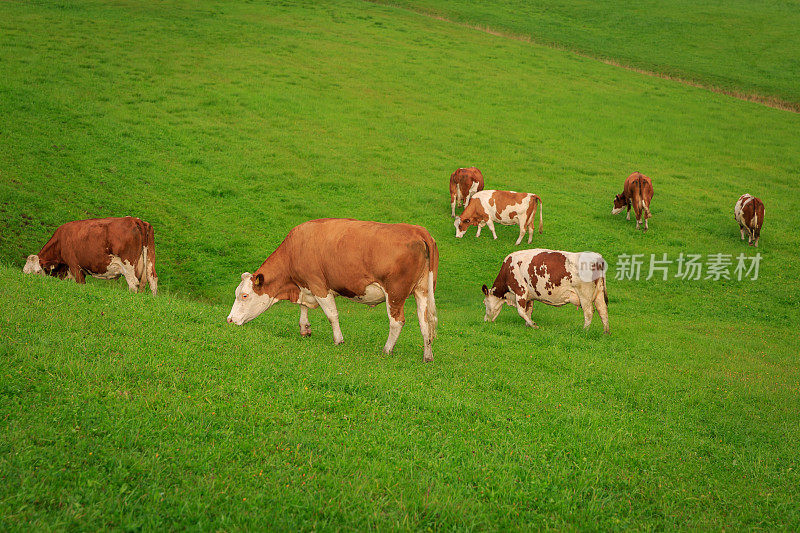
[734,194,765,247]
[454,189,543,245]
[449,167,484,217]
[23,216,158,295]
[226,218,439,362]
[482,249,609,333]
[612,171,654,231]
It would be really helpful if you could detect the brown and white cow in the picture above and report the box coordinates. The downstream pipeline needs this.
[734,194,765,247]
[23,216,158,294]
[449,167,484,217]
[454,190,543,245]
[226,218,439,362]
[481,249,609,333]
[612,171,654,231]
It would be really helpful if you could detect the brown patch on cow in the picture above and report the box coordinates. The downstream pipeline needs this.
[491,191,528,215]
[491,256,524,297]
[457,197,490,231]
[528,252,572,296]
[450,167,484,201]
[740,195,765,231]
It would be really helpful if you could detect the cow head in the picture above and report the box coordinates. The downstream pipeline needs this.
[611,194,626,215]
[454,216,472,238]
[226,272,277,325]
[23,255,43,275]
[481,284,504,322]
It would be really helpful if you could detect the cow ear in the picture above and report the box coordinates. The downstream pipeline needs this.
[482,284,489,295]
[252,273,264,287]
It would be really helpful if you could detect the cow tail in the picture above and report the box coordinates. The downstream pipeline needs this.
[602,275,608,305]
[139,239,149,292]
[423,234,438,339]
[145,221,158,295]
[636,174,650,217]
[134,220,148,293]
[537,195,543,234]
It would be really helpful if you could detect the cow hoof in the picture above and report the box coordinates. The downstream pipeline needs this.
[300,330,311,337]
[527,323,539,329]
[423,355,434,363]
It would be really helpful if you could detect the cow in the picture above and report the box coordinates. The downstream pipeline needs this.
[226,218,439,362]
[22,216,158,295]
[612,172,654,231]
[481,249,609,333]
[734,194,765,247]
[449,167,484,217]
[454,189,543,245]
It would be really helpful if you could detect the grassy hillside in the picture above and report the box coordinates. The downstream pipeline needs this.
[376,0,800,106]
[1,0,799,529]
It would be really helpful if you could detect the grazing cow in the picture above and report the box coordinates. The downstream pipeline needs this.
[23,216,158,295]
[612,172,654,231]
[449,167,484,217]
[226,219,439,362]
[734,194,765,247]
[481,249,609,333]
[454,189,543,245]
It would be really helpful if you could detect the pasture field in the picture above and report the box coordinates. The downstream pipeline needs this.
[376,0,800,107]
[1,0,799,529]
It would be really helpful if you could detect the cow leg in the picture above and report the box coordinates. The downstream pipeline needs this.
[594,289,610,334]
[314,294,343,344]
[383,298,405,355]
[515,297,537,328]
[149,275,158,296]
[581,297,594,330]
[626,202,631,221]
[414,288,433,362]
[633,204,642,230]
[476,223,483,237]
[516,219,526,246]
[69,265,85,284]
[528,217,535,244]
[121,263,140,292]
[299,305,312,337]
[148,261,158,296]
[486,219,498,240]
[450,193,457,218]
[739,223,746,241]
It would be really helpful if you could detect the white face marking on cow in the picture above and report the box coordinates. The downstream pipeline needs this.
[454,217,467,238]
[23,255,43,275]
[227,272,276,325]
[611,207,623,215]
[483,289,504,322]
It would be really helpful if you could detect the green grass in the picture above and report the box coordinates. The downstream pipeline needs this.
[1,0,799,529]
[376,0,800,105]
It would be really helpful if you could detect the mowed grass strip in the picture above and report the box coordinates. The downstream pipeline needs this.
[374,0,800,106]
[0,0,799,529]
